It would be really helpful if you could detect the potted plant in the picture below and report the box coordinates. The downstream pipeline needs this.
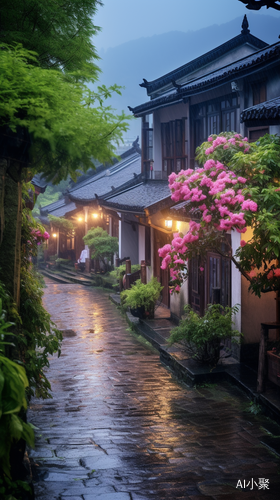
[168,304,242,366]
[120,277,163,319]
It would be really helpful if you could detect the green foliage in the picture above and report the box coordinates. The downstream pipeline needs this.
[32,179,71,216]
[0,476,32,500]
[48,215,75,235]
[55,258,73,267]
[120,277,163,314]
[245,401,262,415]
[0,300,15,346]
[168,304,242,365]
[83,227,118,264]
[19,266,62,399]
[0,301,34,479]
[1,0,102,77]
[196,131,250,166]
[109,264,141,281]
[0,44,129,183]
[16,209,63,399]
[196,133,280,296]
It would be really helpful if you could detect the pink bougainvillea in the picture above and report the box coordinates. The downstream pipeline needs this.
[31,229,50,245]
[158,134,257,292]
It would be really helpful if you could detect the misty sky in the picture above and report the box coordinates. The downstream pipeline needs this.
[94,0,280,51]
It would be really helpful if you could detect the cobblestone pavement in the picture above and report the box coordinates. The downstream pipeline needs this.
[28,282,280,499]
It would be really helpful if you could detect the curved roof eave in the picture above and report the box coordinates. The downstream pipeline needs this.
[139,24,267,96]
[130,42,280,117]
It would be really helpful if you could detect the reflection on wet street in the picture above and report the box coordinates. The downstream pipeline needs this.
[29,282,280,499]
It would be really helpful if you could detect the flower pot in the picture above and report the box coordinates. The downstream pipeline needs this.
[267,351,280,387]
[144,309,154,320]
[130,306,145,319]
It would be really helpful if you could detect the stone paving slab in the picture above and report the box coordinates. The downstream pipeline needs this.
[110,294,280,423]
[29,283,280,499]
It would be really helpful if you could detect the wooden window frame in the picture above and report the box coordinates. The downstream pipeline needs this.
[161,118,188,177]
[247,126,270,143]
[251,81,267,106]
[191,95,240,166]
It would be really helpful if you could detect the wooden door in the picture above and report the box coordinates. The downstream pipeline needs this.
[188,257,205,316]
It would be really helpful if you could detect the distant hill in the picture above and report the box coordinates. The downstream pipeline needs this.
[94,13,280,139]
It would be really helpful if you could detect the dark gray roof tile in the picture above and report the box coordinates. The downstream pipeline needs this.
[101,180,171,212]
[241,96,280,123]
[69,153,141,202]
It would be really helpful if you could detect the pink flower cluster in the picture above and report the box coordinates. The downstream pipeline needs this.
[159,134,258,292]
[205,134,250,155]
[168,158,256,235]
[31,229,50,245]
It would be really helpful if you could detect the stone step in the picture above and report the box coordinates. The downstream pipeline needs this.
[41,269,94,286]
[40,270,73,284]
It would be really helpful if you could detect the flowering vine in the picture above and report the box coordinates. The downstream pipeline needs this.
[21,210,49,265]
[159,133,280,297]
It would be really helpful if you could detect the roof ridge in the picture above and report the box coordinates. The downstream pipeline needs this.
[179,40,280,90]
[139,17,267,96]
[131,40,280,116]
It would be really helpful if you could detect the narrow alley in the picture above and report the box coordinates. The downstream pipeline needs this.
[28,281,280,500]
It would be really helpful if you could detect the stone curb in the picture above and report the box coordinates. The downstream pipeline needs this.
[109,294,280,425]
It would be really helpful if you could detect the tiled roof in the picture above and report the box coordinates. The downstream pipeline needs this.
[240,96,280,123]
[31,173,49,190]
[46,201,77,218]
[38,141,142,218]
[130,42,280,117]
[69,153,141,202]
[101,180,171,213]
[140,18,267,97]
[40,199,77,218]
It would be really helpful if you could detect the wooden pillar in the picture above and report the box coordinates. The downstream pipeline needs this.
[56,230,60,257]
[126,259,131,275]
[125,259,131,290]
[85,258,91,273]
[257,324,268,393]
[141,260,146,284]
[84,206,90,261]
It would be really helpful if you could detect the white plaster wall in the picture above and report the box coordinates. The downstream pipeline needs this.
[231,230,242,333]
[169,221,190,319]
[120,216,139,265]
[118,219,122,258]
[170,273,189,320]
[157,102,189,123]
[270,125,280,135]
[153,112,162,172]
[138,225,145,263]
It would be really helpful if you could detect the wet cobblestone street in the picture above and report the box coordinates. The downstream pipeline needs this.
[28,282,280,499]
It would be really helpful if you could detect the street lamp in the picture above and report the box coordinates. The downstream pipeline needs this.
[165,217,173,229]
